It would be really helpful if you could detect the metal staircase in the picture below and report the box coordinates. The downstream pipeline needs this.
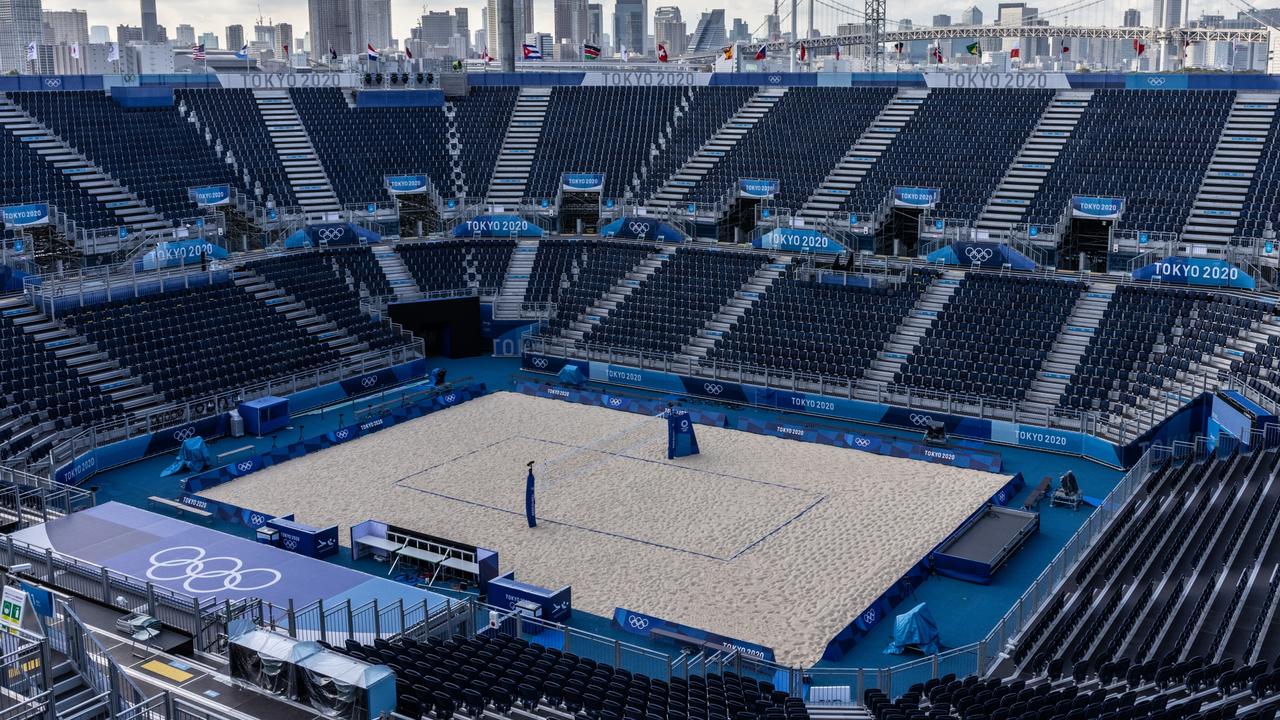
[253,89,342,215]
[645,88,788,213]
[1020,282,1115,414]
[679,256,792,361]
[1181,94,1280,244]
[860,270,961,386]
[797,88,929,222]
[494,240,539,318]
[485,87,553,206]
[975,90,1094,235]
[371,244,423,301]
[0,95,165,231]
[233,269,368,357]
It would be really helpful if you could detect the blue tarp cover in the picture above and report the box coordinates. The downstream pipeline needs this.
[883,602,942,655]
[160,436,213,477]
[558,364,586,386]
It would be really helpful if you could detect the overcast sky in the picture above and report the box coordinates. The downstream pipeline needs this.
[41,0,1161,46]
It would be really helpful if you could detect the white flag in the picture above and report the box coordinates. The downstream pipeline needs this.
[70,43,80,59]
[25,41,36,61]
[620,46,629,62]
[108,42,120,62]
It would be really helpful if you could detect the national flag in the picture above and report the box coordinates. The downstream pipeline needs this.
[522,43,542,59]
[931,46,944,63]
[723,46,734,60]
[405,46,413,59]
[966,41,980,56]
[191,43,206,61]
[584,43,601,60]
[330,46,338,60]
[283,43,291,56]
[620,46,629,61]
[1182,38,1192,57]
[657,43,668,62]
[235,43,249,60]
[754,45,767,60]
[367,43,380,61]
[70,43,80,59]
[893,41,904,54]
[1010,41,1020,59]
[108,42,120,62]
[1133,38,1145,56]
[482,47,491,64]
[798,42,807,62]
[25,41,36,62]
[1061,45,1070,54]
[835,45,841,60]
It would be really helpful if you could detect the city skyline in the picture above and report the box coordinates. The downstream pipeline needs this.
[34,0,1173,54]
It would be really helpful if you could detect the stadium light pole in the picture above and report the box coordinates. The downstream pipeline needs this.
[866,0,886,71]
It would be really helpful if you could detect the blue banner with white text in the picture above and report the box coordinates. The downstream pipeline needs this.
[1132,256,1256,289]
[452,215,543,238]
[1,203,50,227]
[386,174,430,194]
[1071,195,1123,219]
[189,185,231,207]
[738,178,779,199]
[754,227,846,254]
[562,173,605,192]
[893,186,939,208]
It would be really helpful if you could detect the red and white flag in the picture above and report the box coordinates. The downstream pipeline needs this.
[798,42,807,62]
[1133,38,1146,56]
[1010,40,1020,59]
[657,43,668,62]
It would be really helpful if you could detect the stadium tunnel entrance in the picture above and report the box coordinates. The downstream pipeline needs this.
[718,198,763,243]
[395,194,443,237]
[884,207,923,257]
[559,191,602,234]
[1064,217,1112,273]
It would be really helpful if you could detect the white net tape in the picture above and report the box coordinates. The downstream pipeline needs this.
[535,413,665,491]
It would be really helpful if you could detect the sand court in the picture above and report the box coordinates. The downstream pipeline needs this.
[201,391,1008,665]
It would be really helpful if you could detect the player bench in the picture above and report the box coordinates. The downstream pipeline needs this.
[1022,477,1052,511]
[147,496,212,521]
[651,627,728,655]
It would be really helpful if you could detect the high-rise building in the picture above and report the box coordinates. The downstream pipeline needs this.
[200,31,218,49]
[454,8,470,51]
[1122,8,1141,25]
[555,0,589,44]
[117,24,144,45]
[154,24,167,43]
[613,0,646,53]
[766,13,780,40]
[1152,0,1187,28]
[525,31,552,56]
[89,25,108,43]
[960,6,982,24]
[43,9,88,46]
[687,9,724,53]
[0,0,42,73]
[175,24,195,46]
[361,0,392,49]
[588,4,603,43]
[653,6,686,56]
[309,0,353,56]
[474,28,486,52]
[419,11,456,46]
[275,22,293,51]
[139,0,158,41]
[731,17,749,42]
[932,14,951,26]
[486,0,533,61]
[225,24,244,50]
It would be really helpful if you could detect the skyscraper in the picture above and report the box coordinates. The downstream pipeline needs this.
[309,0,353,56]
[361,0,392,50]
[613,0,646,53]
[139,0,158,41]
[654,6,686,56]
[555,0,589,44]
[175,24,195,47]
[687,9,724,53]
[1123,8,1141,26]
[199,31,218,49]
[43,9,89,46]
[932,14,951,26]
[117,24,143,44]
[731,17,750,42]
[455,8,470,51]
[0,0,41,73]
[960,6,982,24]
[1152,0,1186,28]
[486,0,533,61]
[588,4,603,44]
[275,23,293,51]
[225,24,244,50]
[89,25,109,43]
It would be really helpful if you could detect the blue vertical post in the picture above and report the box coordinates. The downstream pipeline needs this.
[525,462,537,528]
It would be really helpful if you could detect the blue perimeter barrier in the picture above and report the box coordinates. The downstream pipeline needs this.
[179,382,488,530]
[54,358,428,486]
[513,380,730,428]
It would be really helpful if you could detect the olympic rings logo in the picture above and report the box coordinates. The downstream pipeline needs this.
[627,616,650,629]
[335,429,351,440]
[249,514,266,527]
[627,222,651,236]
[964,246,993,263]
[283,537,298,551]
[702,383,724,396]
[173,427,196,441]
[1146,77,1167,86]
[236,461,255,472]
[531,357,549,369]
[444,393,458,403]
[318,227,344,242]
[862,608,878,625]
[146,546,282,594]
[909,414,932,427]
[361,376,379,388]
[854,438,871,448]
[608,397,623,407]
